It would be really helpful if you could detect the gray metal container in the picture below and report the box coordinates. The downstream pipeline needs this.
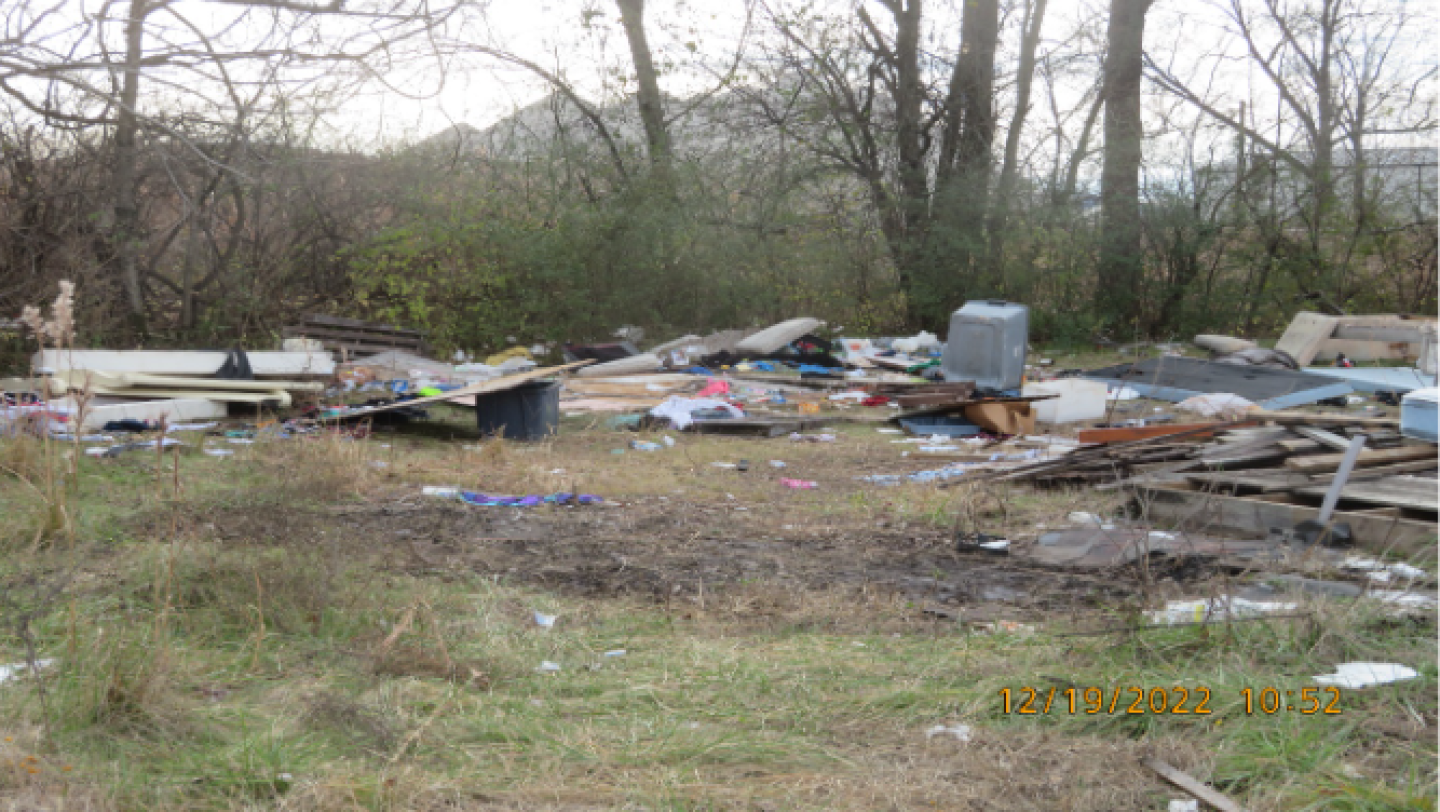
[942,300,1029,390]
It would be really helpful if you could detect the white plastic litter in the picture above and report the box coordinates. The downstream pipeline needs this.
[1313,662,1418,689]
[768,460,787,468]
[1168,800,1200,812]
[166,422,218,432]
[978,539,1010,551]
[924,723,972,742]
[536,661,562,673]
[1366,590,1438,609]
[603,649,626,658]
[1176,393,1259,419]
[650,396,744,430]
[1147,597,1297,625]
[0,659,54,684]
[423,486,461,498]
[876,428,903,434]
[533,612,557,629]
[1066,512,1114,529]
[1107,386,1141,400]
[1342,557,1427,583]
[203,448,234,457]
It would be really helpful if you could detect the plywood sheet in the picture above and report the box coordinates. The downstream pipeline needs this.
[1293,476,1439,512]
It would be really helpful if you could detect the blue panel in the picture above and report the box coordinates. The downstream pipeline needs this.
[1302,367,1437,393]
[1084,377,1355,410]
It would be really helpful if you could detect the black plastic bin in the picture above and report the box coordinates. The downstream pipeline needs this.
[475,381,560,441]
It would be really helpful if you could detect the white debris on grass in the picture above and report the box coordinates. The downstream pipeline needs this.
[1168,800,1200,812]
[1313,662,1419,689]
[1342,557,1427,583]
[0,659,54,684]
[533,612,557,629]
[1365,590,1438,610]
[1147,597,1297,625]
[536,661,562,673]
[924,723,972,742]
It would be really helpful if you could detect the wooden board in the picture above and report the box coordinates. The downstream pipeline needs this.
[1283,445,1436,473]
[1136,485,1438,559]
[331,361,592,420]
[1293,476,1439,512]
[1077,422,1234,444]
[1185,470,1317,492]
[1275,312,1340,366]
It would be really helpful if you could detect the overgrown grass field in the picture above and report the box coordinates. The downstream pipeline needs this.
[0,406,1433,811]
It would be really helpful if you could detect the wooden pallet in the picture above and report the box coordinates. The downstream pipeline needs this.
[283,314,426,358]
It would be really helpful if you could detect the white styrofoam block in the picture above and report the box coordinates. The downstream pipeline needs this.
[80,398,227,428]
[35,349,335,377]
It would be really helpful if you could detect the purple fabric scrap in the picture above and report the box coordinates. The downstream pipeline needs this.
[460,491,602,507]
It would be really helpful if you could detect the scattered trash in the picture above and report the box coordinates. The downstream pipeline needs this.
[1146,597,1297,625]
[788,432,836,443]
[630,441,664,452]
[781,478,818,489]
[203,448,234,458]
[1341,557,1427,583]
[0,659,54,684]
[711,462,737,469]
[1366,591,1437,610]
[1066,511,1112,528]
[1168,800,1199,812]
[974,620,1033,635]
[1313,662,1418,689]
[1106,386,1141,400]
[603,649,626,658]
[924,723,971,742]
[459,492,602,507]
[768,460,787,468]
[1175,393,1260,419]
[876,428,903,434]
[422,486,461,498]
[536,661,562,673]
[533,612,557,629]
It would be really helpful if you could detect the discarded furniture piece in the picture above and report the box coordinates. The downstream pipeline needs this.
[574,353,662,378]
[942,300,1029,389]
[1275,311,1438,367]
[283,314,426,359]
[1083,357,1353,410]
[734,318,824,354]
[34,349,335,378]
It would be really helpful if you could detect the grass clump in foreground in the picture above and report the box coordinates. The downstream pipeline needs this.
[0,418,1430,811]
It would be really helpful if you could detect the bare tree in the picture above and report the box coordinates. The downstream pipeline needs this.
[1095,0,1151,328]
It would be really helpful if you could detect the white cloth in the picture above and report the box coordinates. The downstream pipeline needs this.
[649,397,743,430]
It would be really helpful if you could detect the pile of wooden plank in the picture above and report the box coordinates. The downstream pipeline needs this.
[978,412,1437,553]
[283,314,427,359]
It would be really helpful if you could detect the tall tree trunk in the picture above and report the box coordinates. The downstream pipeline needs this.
[985,0,1048,286]
[934,0,998,300]
[1095,0,1149,330]
[615,0,670,170]
[113,0,149,335]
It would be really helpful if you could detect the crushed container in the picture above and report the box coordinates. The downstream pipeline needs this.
[942,300,1029,390]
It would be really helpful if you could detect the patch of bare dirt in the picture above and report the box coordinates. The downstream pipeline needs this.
[193,495,1140,620]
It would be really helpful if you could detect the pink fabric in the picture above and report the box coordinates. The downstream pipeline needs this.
[696,378,730,398]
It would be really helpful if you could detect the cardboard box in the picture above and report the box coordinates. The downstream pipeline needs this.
[963,402,1036,435]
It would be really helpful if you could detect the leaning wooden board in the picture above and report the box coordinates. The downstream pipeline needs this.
[331,361,593,420]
